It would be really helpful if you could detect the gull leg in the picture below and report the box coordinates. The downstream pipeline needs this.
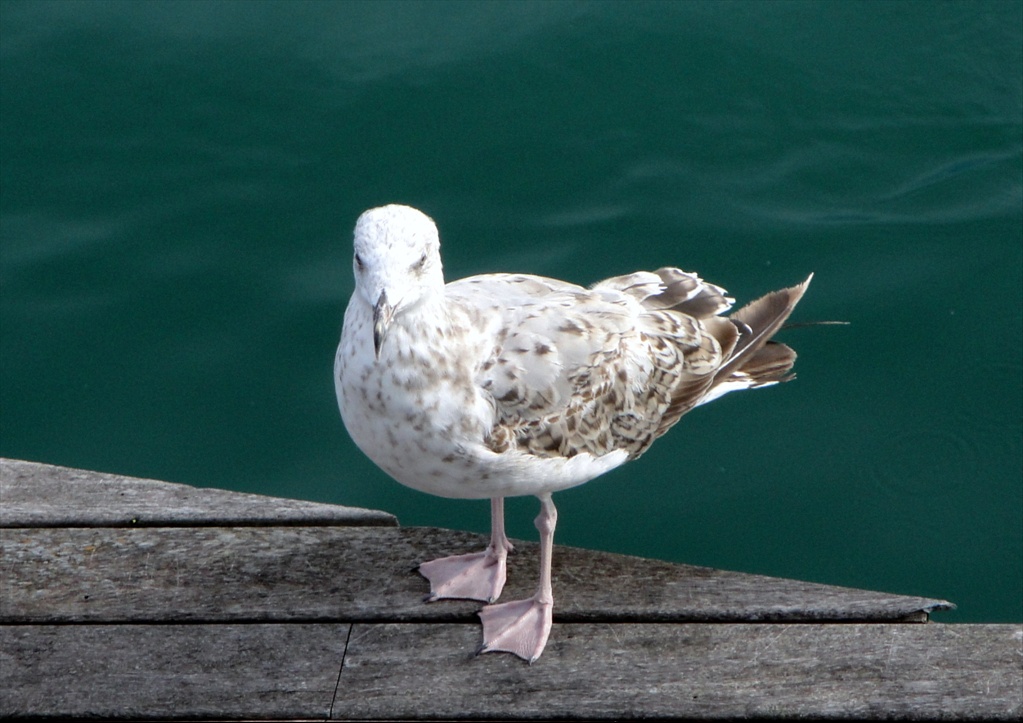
[418,497,512,603]
[478,494,556,663]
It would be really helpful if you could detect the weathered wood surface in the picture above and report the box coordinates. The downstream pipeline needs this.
[1,458,1020,721]
[336,623,1023,721]
[1,525,954,624]
[0,458,397,527]
[2,623,348,720]
[3,623,1020,720]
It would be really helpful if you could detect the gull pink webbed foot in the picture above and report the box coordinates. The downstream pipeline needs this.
[419,497,512,603]
[478,594,553,664]
[418,549,508,603]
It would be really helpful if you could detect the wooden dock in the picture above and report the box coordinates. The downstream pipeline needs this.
[1,457,1020,720]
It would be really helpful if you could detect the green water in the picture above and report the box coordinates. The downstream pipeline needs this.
[1,0,1020,623]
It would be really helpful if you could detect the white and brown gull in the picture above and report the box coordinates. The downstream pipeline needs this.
[335,204,812,663]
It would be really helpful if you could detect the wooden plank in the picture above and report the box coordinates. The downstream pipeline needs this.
[3,622,1017,720]
[0,458,396,528]
[335,622,1023,721]
[0,623,349,720]
[1,525,951,624]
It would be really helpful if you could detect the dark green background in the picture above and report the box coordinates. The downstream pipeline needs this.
[2,0,1020,622]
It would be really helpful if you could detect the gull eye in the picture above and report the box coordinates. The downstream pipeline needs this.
[412,252,427,271]
[354,253,365,270]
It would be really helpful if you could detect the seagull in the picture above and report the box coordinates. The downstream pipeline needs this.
[334,204,811,663]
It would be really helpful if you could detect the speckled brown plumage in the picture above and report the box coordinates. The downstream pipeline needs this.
[467,268,810,462]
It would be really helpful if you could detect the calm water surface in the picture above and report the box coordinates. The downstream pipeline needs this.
[1,0,1020,622]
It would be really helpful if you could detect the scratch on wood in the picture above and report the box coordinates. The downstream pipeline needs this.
[329,623,354,720]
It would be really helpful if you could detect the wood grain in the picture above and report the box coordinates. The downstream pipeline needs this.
[2,458,1016,721]
[3,622,1019,720]
[335,622,1023,720]
[1,623,348,719]
[0,458,396,527]
[1,525,950,624]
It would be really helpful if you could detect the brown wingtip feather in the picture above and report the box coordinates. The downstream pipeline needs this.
[652,274,812,440]
[713,273,813,386]
[738,341,799,385]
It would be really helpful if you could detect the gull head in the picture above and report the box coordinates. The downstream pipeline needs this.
[351,204,445,357]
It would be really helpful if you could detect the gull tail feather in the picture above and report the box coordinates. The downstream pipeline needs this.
[713,273,813,389]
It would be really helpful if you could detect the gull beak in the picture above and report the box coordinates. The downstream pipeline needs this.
[372,290,394,358]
